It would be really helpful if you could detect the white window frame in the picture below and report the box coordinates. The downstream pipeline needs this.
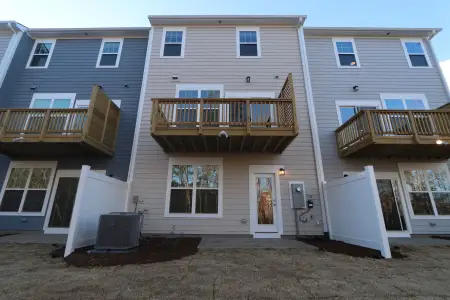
[332,38,360,68]
[96,38,124,68]
[75,99,121,109]
[398,162,450,219]
[236,27,261,58]
[401,39,432,69]
[0,161,57,216]
[164,157,223,218]
[30,93,77,109]
[335,100,382,125]
[26,39,56,69]
[174,84,224,125]
[160,27,186,58]
[379,93,430,110]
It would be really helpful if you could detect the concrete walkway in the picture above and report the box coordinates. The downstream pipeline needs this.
[198,236,315,249]
[390,236,450,247]
[0,232,66,244]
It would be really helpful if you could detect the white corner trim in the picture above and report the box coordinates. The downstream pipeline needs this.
[298,26,329,233]
[160,27,186,58]
[26,39,56,69]
[95,38,124,68]
[427,36,450,102]
[126,29,153,211]
[236,26,261,58]
[164,157,224,218]
[0,31,23,88]
[332,37,361,68]
[400,38,433,69]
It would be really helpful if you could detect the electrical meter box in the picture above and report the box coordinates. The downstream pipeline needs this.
[290,182,307,209]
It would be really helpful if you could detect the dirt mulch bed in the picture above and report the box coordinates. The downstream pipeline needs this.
[298,237,407,259]
[431,235,450,241]
[65,237,201,267]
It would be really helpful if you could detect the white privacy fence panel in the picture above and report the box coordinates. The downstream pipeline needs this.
[324,166,391,258]
[64,165,128,257]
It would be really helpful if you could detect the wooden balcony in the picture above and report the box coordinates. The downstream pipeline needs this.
[0,86,120,158]
[335,109,450,158]
[151,74,298,153]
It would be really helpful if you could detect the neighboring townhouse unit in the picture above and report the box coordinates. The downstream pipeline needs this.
[129,15,326,238]
[0,21,27,89]
[304,27,450,237]
[0,27,149,232]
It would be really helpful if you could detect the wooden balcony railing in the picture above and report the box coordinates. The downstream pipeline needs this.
[335,109,450,158]
[150,74,298,153]
[0,85,120,157]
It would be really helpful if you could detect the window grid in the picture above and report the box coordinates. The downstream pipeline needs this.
[402,40,431,68]
[237,28,260,58]
[96,39,123,68]
[161,28,185,57]
[27,40,56,68]
[333,38,360,68]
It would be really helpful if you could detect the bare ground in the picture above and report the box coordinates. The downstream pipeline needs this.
[1,243,450,299]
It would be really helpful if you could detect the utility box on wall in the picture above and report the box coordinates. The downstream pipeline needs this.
[290,182,307,209]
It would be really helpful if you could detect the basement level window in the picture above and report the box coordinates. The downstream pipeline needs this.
[26,39,56,68]
[96,38,123,68]
[332,38,360,68]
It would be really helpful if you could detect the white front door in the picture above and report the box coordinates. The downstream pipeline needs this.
[376,172,412,237]
[249,166,283,236]
[43,170,80,234]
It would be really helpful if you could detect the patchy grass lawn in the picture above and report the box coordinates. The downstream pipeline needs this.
[1,243,450,299]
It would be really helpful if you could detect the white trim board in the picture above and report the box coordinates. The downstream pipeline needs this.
[26,39,56,69]
[298,25,328,232]
[96,38,124,68]
[126,28,153,212]
[160,27,186,58]
[0,31,23,88]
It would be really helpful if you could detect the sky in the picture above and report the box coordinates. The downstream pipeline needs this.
[1,0,449,87]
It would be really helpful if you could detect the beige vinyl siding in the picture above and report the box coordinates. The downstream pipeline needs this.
[306,36,450,234]
[0,31,12,63]
[131,26,323,235]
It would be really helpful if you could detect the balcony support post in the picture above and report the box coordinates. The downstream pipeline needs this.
[199,98,204,135]
[0,110,11,139]
[246,100,251,135]
[408,111,421,144]
[39,109,51,142]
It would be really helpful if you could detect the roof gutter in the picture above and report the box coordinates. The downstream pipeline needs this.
[7,22,17,33]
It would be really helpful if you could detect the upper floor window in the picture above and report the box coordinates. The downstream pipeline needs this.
[26,39,56,69]
[236,27,261,58]
[332,38,360,68]
[401,40,431,68]
[161,28,186,58]
[380,94,429,110]
[96,38,123,68]
[335,100,381,124]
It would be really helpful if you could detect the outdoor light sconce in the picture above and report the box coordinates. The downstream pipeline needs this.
[246,76,251,83]
[436,139,448,145]
[278,168,286,176]
[352,85,359,92]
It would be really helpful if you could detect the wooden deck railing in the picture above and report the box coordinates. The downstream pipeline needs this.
[151,73,298,135]
[0,85,120,156]
[335,109,450,156]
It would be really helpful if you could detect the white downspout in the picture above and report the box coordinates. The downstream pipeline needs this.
[125,28,154,211]
[297,24,330,234]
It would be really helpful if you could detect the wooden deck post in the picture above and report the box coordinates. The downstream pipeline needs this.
[288,73,299,134]
[246,100,251,135]
[199,98,204,135]
[0,110,11,139]
[366,111,376,140]
[408,111,420,144]
[82,85,98,138]
[100,101,111,144]
[39,110,51,141]
[151,99,158,134]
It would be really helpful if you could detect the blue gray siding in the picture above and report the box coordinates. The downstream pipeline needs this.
[305,36,450,234]
[0,34,147,230]
[0,30,12,65]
